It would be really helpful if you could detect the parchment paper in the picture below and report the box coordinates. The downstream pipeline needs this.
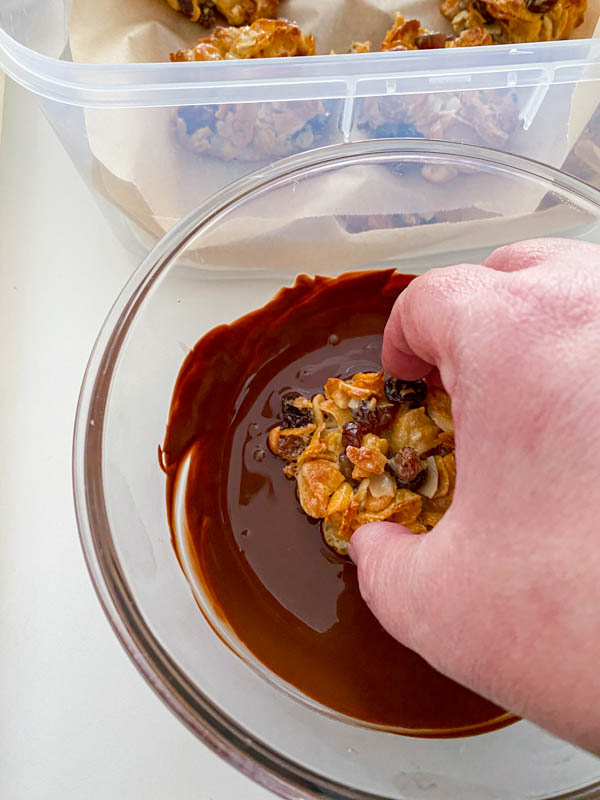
[172,202,597,275]
[69,0,600,254]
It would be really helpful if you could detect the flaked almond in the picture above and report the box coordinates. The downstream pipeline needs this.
[418,455,439,499]
[368,471,396,498]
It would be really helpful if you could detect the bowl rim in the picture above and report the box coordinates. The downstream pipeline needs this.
[73,138,600,800]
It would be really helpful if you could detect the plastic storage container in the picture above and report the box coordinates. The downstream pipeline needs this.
[1,1,600,253]
[74,140,600,800]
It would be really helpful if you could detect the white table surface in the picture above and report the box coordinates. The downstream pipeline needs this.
[0,78,276,800]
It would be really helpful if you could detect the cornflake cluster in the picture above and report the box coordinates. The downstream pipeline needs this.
[165,0,279,27]
[171,17,315,60]
[168,2,585,165]
[441,0,586,44]
[172,19,325,161]
[268,371,456,556]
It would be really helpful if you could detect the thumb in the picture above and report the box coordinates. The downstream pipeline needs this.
[349,521,444,654]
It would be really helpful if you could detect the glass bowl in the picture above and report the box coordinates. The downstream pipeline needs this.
[74,140,600,800]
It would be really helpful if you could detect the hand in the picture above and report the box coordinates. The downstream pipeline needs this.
[350,238,600,753]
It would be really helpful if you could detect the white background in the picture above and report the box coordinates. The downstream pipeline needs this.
[0,79,275,800]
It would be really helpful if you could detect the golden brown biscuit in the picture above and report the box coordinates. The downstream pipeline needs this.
[357,16,518,162]
[165,0,279,27]
[358,87,518,153]
[441,0,586,43]
[268,372,456,556]
[171,20,328,162]
[171,18,315,60]
[381,12,492,50]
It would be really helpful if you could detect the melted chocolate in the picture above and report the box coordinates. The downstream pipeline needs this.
[163,270,515,735]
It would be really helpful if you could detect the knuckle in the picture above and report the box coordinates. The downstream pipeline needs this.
[505,269,600,332]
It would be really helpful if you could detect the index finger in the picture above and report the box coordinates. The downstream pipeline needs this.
[383,263,496,390]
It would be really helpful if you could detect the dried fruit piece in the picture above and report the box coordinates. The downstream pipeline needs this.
[388,447,428,490]
[351,400,393,435]
[384,377,428,408]
[415,32,448,48]
[342,421,363,451]
[268,424,315,459]
[277,433,310,460]
[281,393,314,429]
[338,453,357,484]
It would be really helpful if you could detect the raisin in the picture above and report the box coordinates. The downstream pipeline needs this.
[415,32,447,49]
[339,453,357,484]
[281,393,313,430]
[388,447,428,490]
[377,406,394,432]
[179,0,196,14]
[278,434,308,460]
[525,0,558,11]
[374,122,424,139]
[384,377,427,407]
[178,105,218,135]
[351,401,377,433]
[182,0,217,26]
[342,421,363,450]
[351,401,394,436]
[351,401,386,434]
[307,112,330,136]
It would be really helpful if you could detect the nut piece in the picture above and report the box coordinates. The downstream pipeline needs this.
[426,386,454,433]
